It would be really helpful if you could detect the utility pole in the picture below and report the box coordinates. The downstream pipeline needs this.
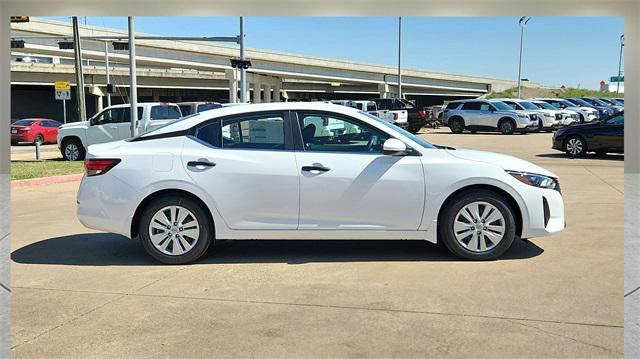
[397,16,402,99]
[617,34,624,95]
[517,16,531,99]
[104,41,111,107]
[239,16,247,103]
[72,16,86,122]
[128,16,138,137]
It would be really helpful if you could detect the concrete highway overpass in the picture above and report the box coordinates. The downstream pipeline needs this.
[10,18,532,122]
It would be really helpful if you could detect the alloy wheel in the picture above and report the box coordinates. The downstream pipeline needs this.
[148,205,200,256]
[566,138,583,156]
[452,201,506,252]
[65,143,79,161]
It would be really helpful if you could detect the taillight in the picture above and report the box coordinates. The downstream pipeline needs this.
[418,110,426,118]
[84,158,121,176]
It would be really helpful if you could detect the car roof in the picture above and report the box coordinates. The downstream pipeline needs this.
[178,101,221,105]
[107,102,179,109]
[141,102,367,137]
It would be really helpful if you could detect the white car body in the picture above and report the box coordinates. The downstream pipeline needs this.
[57,102,183,160]
[496,99,559,129]
[77,102,564,263]
[529,100,579,126]
[331,100,408,129]
[534,98,599,123]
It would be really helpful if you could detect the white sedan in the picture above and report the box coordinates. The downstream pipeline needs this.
[77,102,565,264]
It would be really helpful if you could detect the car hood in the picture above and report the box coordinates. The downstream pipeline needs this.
[59,121,90,130]
[446,148,557,178]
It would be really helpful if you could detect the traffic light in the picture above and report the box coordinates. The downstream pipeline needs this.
[112,42,129,51]
[10,40,25,49]
[58,41,74,50]
[10,16,30,23]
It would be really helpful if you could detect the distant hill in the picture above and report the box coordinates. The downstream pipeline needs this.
[486,86,623,99]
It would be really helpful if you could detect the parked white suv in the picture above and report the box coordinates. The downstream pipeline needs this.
[497,99,559,131]
[443,99,538,134]
[58,103,183,161]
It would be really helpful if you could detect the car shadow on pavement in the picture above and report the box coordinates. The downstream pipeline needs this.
[536,153,624,161]
[11,233,544,266]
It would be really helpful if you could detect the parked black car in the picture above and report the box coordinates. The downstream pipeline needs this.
[370,98,427,134]
[552,111,623,157]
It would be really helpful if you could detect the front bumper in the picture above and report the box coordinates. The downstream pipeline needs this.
[521,187,565,238]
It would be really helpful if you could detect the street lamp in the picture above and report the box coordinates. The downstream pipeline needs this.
[617,34,624,95]
[517,16,531,99]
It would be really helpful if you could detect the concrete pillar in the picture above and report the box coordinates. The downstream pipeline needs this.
[96,95,104,112]
[272,85,281,102]
[263,83,271,103]
[153,94,160,102]
[252,76,262,104]
[225,69,238,103]
[378,83,390,99]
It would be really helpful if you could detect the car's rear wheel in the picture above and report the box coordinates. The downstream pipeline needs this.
[498,119,515,135]
[61,138,85,161]
[34,134,44,145]
[449,118,464,134]
[564,135,587,157]
[439,190,516,260]
[139,195,213,264]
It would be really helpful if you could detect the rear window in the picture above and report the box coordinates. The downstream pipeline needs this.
[445,102,461,110]
[197,103,222,113]
[150,105,182,120]
[366,102,376,111]
[13,120,35,126]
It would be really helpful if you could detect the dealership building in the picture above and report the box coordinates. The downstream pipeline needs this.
[10,18,531,123]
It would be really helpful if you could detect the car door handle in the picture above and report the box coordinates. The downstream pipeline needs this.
[301,165,330,172]
[187,160,216,168]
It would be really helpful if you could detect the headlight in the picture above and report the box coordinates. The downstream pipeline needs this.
[507,170,560,191]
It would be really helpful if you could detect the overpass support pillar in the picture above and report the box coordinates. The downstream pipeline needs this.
[263,83,271,103]
[272,78,282,102]
[252,76,262,104]
[378,83,390,99]
[225,69,238,103]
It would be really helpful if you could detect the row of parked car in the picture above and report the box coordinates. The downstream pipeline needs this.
[10,101,223,160]
[441,97,624,135]
[328,98,429,134]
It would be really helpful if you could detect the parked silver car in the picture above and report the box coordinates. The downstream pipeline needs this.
[442,99,538,134]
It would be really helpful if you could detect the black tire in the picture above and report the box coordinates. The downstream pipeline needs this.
[409,124,421,134]
[439,190,516,260]
[34,134,44,145]
[139,195,213,264]
[449,118,464,134]
[564,135,587,157]
[498,119,516,135]
[537,120,544,131]
[61,138,86,161]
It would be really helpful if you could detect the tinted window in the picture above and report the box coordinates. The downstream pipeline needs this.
[355,103,364,110]
[491,101,513,111]
[520,101,539,110]
[366,102,376,111]
[150,105,182,120]
[179,105,193,116]
[13,120,35,126]
[197,103,222,112]
[222,115,285,150]
[299,113,389,154]
[479,103,492,111]
[606,112,624,125]
[445,102,461,110]
[93,108,122,125]
[375,100,390,111]
[120,107,144,123]
[502,101,517,110]
[194,121,221,147]
[461,102,481,110]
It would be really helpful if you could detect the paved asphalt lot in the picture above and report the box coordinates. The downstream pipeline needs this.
[10,129,623,358]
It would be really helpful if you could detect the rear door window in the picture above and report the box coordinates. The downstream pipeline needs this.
[151,105,182,120]
[461,102,481,110]
[221,114,285,150]
[179,105,193,116]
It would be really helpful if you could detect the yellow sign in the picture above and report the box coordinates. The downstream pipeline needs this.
[54,81,70,90]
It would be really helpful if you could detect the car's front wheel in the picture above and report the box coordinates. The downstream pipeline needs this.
[439,190,516,260]
[564,135,587,157]
[139,195,213,264]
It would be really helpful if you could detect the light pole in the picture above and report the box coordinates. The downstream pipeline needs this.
[72,16,86,122]
[239,16,247,103]
[397,16,402,99]
[617,34,624,95]
[128,16,138,137]
[517,16,531,99]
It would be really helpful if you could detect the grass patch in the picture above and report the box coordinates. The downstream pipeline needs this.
[487,86,623,99]
[11,160,84,180]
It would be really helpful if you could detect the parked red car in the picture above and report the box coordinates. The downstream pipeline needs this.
[10,119,62,145]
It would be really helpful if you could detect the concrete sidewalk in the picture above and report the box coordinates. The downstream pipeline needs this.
[10,131,623,358]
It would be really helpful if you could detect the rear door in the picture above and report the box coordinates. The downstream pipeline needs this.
[601,112,624,151]
[182,111,300,229]
[115,107,143,140]
[460,101,482,126]
[293,111,425,230]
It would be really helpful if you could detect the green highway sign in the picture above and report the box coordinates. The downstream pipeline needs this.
[610,76,624,82]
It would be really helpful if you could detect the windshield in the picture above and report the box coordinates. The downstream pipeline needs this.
[534,102,555,110]
[359,111,434,149]
[559,100,578,108]
[519,101,539,110]
[589,98,609,106]
[13,120,35,126]
[571,98,592,107]
[491,101,513,111]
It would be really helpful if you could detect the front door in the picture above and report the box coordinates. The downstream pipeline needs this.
[182,111,300,230]
[87,107,124,144]
[294,111,425,230]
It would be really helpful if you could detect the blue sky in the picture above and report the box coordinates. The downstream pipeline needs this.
[46,16,624,89]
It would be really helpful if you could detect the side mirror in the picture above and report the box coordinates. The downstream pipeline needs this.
[383,138,408,156]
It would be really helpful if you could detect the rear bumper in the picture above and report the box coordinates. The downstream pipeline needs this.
[11,133,34,142]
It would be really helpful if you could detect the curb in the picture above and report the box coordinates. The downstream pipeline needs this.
[11,173,84,188]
